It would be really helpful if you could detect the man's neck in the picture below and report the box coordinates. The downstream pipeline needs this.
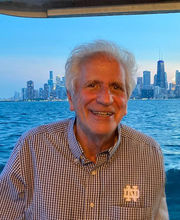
[74,124,117,163]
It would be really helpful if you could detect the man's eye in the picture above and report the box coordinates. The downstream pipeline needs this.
[112,83,125,91]
[113,84,120,89]
[87,82,98,88]
[113,84,121,90]
[88,83,96,87]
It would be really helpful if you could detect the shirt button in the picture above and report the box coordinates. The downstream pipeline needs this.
[91,170,97,175]
[74,158,79,163]
[90,202,95,208]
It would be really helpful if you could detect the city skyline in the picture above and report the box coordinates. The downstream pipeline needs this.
[3,58,180,101]
[1,12,180,98]
[17,71,67,101]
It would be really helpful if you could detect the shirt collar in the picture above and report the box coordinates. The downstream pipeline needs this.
[68,117,121,165]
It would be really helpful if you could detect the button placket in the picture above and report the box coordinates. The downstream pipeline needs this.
[83,167,100,219]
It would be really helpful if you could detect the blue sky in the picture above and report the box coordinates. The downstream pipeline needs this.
[0,12,180,98]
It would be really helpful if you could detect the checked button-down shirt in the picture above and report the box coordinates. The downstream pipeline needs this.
[0,117,169,219]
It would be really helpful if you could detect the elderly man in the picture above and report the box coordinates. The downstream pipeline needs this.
[0,40,168,219]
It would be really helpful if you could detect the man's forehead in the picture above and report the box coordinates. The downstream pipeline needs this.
[81,52,119,64]
[79,54,125,75]
[79,64,126,85]
[79,54,125,76]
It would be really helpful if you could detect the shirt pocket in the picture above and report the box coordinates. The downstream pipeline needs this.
[109,206,152,220]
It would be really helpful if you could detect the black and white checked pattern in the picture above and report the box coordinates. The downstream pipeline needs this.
[0,117,169,220]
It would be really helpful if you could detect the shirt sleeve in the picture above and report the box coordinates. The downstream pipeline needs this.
[0,142,26,219]
[155,189,169,220]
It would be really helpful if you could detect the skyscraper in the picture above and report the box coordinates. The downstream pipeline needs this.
[56,75,61,86]
[27,80,34,100]
[176,70,180,85]
[164,72,168,89]
[156,60,166,88]
[143,71,151,87]
[49,71,53,81]
[48,71,53,92]
[62,76,65,86]
[137,77,143,87]
[154,74,157,86]
[39,88,44,99]
[43,83,49,100]
[21,88,27,101]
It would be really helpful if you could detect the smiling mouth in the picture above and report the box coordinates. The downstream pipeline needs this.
[90,110,114,117]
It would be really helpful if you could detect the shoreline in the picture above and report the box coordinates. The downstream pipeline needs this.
[0,99,68,103]
[0,98,180,102]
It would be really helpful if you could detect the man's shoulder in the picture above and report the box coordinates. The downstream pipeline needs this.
[120,124,164,162]
[20,117,73,141]
[120,124,160,149]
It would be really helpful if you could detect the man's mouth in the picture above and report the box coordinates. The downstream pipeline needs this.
[90,110,114,117]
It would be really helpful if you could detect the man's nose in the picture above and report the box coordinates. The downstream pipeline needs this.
[96,88,113,105]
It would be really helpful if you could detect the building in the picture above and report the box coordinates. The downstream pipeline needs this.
[137,77,143,87]
[27,80,34,100]
[56,75,66,87]
[56,75,61,86]
[62,76,66,86]
[169,83,176,91]
[56,85,66,100]
[131,77,142,98]
[34,89,39,99]
[176,70,180,85]
[14,91,21,101]
[154,74,157,86]
[43,83,49,100]
[21,88,27,101]
[39,88,44,99]
[49,71,53,81]
[156,60,166,88]
[137,76,143,96]
[175,85,180,98]
[48,71,54,94]
[165,72,168,89]
[141,88,154,99]
[143,71,151,87]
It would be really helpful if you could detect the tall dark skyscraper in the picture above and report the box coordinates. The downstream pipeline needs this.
[21,88,27,101]
[43,83,49,100]
[49,71,53,81]
[27,80,34,100]
[156,60,166,88]
[176,70,180,85]
[48,71,53,92]
[143,71,151,87]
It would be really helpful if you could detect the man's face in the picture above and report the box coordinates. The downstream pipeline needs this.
[68,54,128,138]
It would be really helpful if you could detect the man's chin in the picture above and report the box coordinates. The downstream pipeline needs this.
[89,126,117,137]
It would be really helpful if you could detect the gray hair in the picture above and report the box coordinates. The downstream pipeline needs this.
[65,40,137,99]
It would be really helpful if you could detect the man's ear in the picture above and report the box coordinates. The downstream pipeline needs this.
[67,90,74,111]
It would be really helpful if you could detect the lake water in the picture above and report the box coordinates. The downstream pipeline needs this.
[0,99,180,219]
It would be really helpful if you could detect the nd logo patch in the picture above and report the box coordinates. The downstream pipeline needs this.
[123,185,140,202]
